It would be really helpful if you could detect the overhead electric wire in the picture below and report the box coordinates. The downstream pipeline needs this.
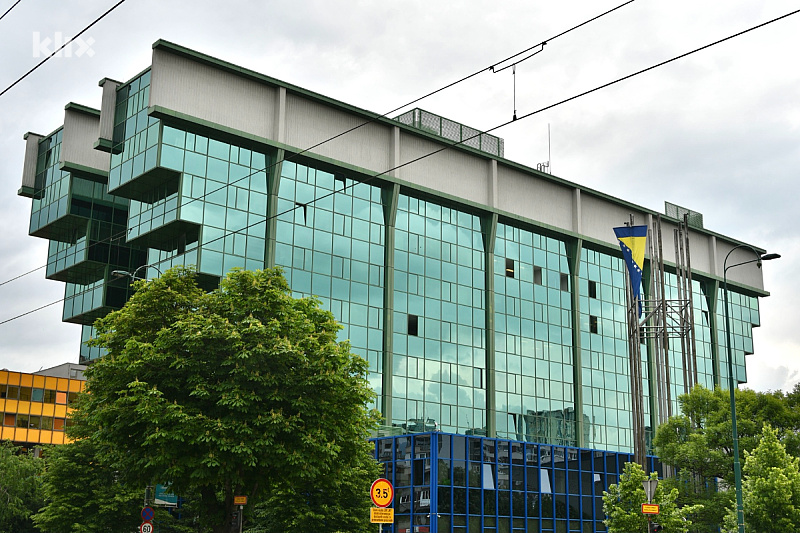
[0,0,635,289]
[0,0,22,22]
[0,0,129,98]
[5,4,795,327]
[0,298,62,326]
[0,264,45,288]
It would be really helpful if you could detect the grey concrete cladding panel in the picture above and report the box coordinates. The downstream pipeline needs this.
[141,43,765,292]
[21,133,43,191]
[284,93,391,172]
[397,133,490,206]
[715,241,767,290]
[497,165,573,230]
[150,49,275,139]
[98,79,120,141]
[62,109,109,172]
[580,194,647,243]
[650,215,713,278]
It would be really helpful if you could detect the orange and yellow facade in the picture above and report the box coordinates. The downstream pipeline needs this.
[1,369,85,446]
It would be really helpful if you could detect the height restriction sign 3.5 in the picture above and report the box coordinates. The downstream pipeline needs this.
[371,478,394,507]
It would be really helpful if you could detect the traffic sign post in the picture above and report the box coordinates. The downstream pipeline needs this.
[642,479,658,503]
[371,507,394,523]
[233,495,248,533]
[370,478,394,533]
[642,503,660,514]
[370,478,394,508]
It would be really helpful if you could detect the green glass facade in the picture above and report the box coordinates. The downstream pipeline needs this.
[494,225,575,446]
[20,47,765,462]
[275,162,385,410]
[578,248,640,452]
[393,197,486,435]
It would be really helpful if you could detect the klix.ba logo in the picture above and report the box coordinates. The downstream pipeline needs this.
[32,32,95,58]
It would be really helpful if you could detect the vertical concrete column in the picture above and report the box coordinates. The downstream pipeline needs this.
[264,149,284,268]
[572,188,582,235]
[381,183,400,425]
[705,280,721,387]
[275,87,287,144]
[390,126,400,178]
[566,238,585,447]
[482,213,498,438]
[488,159,498,210]
[96,78,121,152]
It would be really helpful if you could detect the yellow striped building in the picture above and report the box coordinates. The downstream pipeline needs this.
[0,363,86,448]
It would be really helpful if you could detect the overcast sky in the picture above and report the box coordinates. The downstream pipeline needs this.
[0,0,797,392]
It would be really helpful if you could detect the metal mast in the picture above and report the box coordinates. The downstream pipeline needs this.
[624,214,696,466]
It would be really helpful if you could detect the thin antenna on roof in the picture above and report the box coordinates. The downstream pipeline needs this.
[536,124,552,174]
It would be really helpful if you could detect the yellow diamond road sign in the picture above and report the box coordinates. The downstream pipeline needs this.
[371,507,394,523]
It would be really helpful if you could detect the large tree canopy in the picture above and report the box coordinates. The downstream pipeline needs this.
[653,384,800,532]
[32,439,143,533]
[0,441,44,533]
[653,384,800,483]
[71,267,380,533]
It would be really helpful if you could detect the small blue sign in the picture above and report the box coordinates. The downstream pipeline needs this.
[141,507,154,522]
[155,484,179,507]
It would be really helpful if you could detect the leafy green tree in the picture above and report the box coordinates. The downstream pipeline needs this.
[245,444,380,533]
[32,438,142,533]
[603,462,702,533]
[654,385,800,485]
[653,384,800,531]
[32,438,194,533]
[70,267,380,533]
[722,425,800,533]
[0,441,44,533]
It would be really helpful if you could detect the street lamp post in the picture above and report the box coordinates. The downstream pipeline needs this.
[111,264,164,281]
[722,245,780,533]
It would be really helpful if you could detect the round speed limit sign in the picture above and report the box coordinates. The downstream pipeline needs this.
[370,478,394,507]
[140,522,154,533]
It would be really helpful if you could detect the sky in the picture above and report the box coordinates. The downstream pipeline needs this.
[0,0,797,392]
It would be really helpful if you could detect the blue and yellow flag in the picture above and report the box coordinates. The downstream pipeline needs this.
[613,225,647,317]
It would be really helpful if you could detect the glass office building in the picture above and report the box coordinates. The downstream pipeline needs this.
[17,41,770,532]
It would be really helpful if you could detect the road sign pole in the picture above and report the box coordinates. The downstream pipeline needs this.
[238,504,243,533]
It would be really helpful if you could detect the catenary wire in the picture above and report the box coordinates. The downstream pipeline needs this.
[0,0,635,288]
[0,0,22,22]
[1,6,796,326]
[0,0,129,98]
[0,264,45,287]
[2,5,796,326]
[0,298,62,326]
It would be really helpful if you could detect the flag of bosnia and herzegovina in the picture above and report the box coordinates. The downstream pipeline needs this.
[613,225,647,317]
